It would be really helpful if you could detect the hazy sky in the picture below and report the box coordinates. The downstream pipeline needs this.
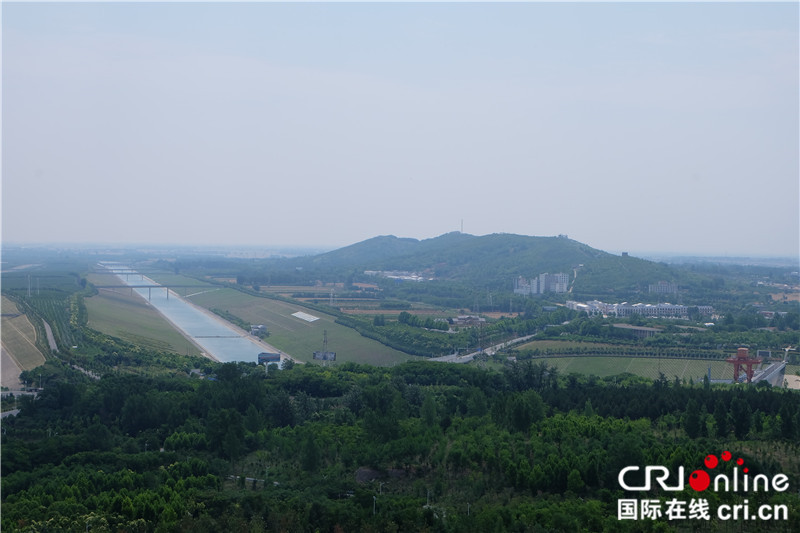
[2,2,798,257]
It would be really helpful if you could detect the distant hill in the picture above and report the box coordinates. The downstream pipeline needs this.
[287,232,684,296]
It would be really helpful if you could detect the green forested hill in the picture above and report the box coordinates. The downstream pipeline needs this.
[281,232,686,295]
[302,233,603,276]
[571,254,680,297]
[302,234,429,268]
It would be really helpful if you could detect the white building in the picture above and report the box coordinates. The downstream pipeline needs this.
[567,300,714,318]
[514,272,569,295]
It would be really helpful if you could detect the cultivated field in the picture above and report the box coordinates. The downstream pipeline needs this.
[536,356,731,382]
[521,357,800,386]
[185,288,419,366]
[257,285,327,295]
[516,339,617,351]
[772,292,800,302]
[85,288,203,356]
[1,296,46,386]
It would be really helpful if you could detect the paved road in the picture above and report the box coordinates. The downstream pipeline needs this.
[429,334,536,364]
[1,391,38,399]
[43,320,58,352]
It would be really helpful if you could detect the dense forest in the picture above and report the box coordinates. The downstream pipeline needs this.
[3,359,799,532]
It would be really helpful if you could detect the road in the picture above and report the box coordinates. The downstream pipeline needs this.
[43,320,58,351]
[429,334,536,364]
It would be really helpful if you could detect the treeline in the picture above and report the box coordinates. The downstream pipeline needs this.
[12,288,213,388]
[3,359,799,532]
[397,311,449,331]
[210,308,250,332]
[541,314,800,357]
[336,308,582,357]
[514,345,722,360]
[335,315,460,356]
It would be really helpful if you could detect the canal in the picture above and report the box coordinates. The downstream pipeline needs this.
[98,262,272,363]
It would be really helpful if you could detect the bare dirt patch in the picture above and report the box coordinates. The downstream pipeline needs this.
[771,291,800,302]
[785,374,800,390]
[1,296,46,372]
[1,347,24,390]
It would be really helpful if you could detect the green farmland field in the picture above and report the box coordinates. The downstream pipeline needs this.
[185,288,419,366]
[85,288,203,356]
[516,339,617,351]
[531,356,757,383]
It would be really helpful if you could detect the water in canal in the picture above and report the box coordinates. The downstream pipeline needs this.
[99,262,267,363]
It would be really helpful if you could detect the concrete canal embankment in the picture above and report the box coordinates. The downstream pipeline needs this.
[98,262,292,364]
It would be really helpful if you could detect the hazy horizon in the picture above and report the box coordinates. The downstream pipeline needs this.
[3,2,798,257]
[3,232,799,265]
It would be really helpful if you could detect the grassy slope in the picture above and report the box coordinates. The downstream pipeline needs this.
[85,289,203,357]
[1,296,46,370]
[185,288,419,365]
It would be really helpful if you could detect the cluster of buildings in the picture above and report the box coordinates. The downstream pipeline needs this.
[250,324,267,336]
[452,315,486,327]
[566,300,713,318]
[513,273,570,295]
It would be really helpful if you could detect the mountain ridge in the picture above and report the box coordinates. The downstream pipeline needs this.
[284,232,682,296]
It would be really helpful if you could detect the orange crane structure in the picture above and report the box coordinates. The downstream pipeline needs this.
[726,347,762,384]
